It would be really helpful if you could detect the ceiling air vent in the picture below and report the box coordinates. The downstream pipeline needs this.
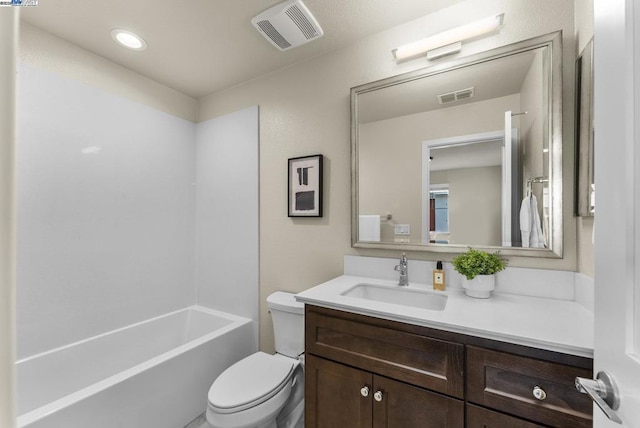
[252,0,324,51]
[437,87,475,105]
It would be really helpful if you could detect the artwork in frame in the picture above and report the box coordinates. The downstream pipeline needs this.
[288,154,323,217]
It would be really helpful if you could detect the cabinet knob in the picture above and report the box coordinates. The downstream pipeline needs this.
[533,385,547,401]
[374,390,383,402]
[360,386,370,397]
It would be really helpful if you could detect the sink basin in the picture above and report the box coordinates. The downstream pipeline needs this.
[341,283,447,311]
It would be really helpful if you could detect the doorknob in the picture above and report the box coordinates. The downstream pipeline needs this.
[575,371,622,424]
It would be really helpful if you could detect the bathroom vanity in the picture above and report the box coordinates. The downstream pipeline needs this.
[297,276,594,427]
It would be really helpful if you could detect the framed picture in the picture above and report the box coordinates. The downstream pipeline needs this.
[574,38,594,217]
[288,154,323,217]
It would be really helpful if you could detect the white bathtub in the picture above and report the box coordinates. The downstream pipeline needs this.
[16,306,255,428]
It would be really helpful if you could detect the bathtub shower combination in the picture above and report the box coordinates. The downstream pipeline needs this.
[16,307,254,428]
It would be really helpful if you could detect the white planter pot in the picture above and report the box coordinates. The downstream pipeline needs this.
[462,274,495,299]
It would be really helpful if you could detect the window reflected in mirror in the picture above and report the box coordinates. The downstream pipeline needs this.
[429,187,449,243]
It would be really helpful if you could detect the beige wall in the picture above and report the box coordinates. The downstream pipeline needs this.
[519,48,548,234]
[431,166,503,245]
[359,94,520,243]
[520,49,545,198]
[199,0,577,352]
[1,8,18,428]
[575,0,594,53]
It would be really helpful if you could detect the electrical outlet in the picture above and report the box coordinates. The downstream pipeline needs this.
[394,224,410,235]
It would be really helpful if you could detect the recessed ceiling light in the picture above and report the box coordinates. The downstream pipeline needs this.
[111,29,147,51]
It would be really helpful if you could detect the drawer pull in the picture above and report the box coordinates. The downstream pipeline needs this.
[532,386,547,401]
[360,386,370,397]
[374,390,383,402]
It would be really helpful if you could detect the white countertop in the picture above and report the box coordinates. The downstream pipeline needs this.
[295,275,594,358]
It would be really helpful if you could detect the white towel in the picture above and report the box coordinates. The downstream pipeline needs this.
[520,195,546,248]
[358,215,381,242]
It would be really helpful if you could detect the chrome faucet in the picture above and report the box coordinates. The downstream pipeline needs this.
[394,252,409,286]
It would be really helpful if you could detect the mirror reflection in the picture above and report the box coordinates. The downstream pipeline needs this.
[353,32,562,256]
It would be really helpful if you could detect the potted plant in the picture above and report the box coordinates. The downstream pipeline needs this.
[452,248,506,298]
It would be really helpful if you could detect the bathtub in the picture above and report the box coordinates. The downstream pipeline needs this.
[16,306,255,428]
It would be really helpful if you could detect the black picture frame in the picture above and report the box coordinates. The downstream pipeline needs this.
[288,154,323,217]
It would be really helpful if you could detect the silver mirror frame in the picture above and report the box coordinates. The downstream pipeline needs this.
[351,31,563,258]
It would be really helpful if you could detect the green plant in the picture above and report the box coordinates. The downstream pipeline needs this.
[451,248,506,280]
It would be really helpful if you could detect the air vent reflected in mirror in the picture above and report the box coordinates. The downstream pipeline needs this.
[437,87,475,104]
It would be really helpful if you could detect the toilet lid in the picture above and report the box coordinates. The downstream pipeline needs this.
[208,352,295,413]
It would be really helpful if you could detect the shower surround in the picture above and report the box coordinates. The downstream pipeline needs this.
[16,63,259,426]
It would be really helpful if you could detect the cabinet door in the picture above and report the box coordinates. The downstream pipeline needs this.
[372,375,464,428]
[306,355,373,428]
[466,404,546,428]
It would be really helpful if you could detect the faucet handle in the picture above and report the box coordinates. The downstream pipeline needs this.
[396,252,409,285]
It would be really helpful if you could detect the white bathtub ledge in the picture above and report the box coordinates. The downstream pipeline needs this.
[17,305,255,428]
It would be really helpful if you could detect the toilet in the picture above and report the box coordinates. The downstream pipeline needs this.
[206,291,305,428]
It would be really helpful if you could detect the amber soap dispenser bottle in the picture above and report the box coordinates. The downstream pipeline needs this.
[433,261,445,291]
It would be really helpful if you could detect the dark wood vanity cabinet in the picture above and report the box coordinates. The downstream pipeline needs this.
[305,305,593,428]
[306,355,464,427]
[466,405,546,428]
[305,305,464,427]
[306,355,373,427]
[372,374,464,427]
[467,346,593,427]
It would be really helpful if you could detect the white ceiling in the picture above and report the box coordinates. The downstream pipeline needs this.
[20,0,465,99]
[430,139,503,172]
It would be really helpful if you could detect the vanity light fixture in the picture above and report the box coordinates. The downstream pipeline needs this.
[392,13,504,62]
[111,29,147,51]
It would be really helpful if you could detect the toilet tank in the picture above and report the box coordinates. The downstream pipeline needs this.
[267,291,305,358]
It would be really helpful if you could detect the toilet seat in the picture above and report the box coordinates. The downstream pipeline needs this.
[208,352,296,414]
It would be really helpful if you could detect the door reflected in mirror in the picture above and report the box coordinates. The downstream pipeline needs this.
[352,32,562,257]
[426,135,506,247]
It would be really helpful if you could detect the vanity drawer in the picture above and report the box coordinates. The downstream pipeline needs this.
[466,404,546,427]
[466,346,592,427]
[305,305,464,398]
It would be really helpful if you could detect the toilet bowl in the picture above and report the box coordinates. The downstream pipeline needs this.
[206,292,305,428]
[206,352,303,428]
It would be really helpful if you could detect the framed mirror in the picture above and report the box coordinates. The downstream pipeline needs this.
[351,31,563,257]
[574,38,594,217]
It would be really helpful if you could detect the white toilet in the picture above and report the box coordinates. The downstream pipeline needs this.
[206,291,305,428]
